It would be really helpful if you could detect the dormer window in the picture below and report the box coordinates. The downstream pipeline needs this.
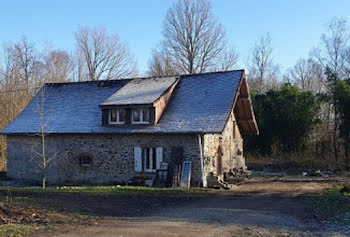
[108,109,126,124]
[132,108,150,124]
[100,77,179,127]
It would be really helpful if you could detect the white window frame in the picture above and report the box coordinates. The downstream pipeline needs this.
[108,109,126,125]
[141,147,162,173]
[132,108,150,124]
[143,147,156,173]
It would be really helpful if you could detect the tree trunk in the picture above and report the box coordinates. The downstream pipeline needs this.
[42,175,46,189]
[42,130,46,189]
[345,142,350,169]
[333,104,339,163]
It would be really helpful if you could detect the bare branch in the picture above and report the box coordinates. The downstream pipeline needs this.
[316,17,350,79]
[75,26,137,80]
[43,50,73,83]
[287,57,325,94]
[247,33,279,93]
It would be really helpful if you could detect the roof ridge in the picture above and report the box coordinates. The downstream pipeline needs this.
[45,75,179,86]
[180,69,244,78]
[45,78,133,86]
[44,70,244,86]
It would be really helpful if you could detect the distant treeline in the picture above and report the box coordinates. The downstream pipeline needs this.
[244,16,350,170]
[245,79,350,170]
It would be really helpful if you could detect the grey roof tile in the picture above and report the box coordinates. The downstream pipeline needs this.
[0,71,243,135]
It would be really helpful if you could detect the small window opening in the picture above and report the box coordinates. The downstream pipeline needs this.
[79,154,93,167]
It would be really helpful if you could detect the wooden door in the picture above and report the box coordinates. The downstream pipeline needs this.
[217,145,223,176]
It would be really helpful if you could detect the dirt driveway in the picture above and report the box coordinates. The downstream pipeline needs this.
[25,179,347,237]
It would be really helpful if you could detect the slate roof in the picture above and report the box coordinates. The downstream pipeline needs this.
[0,70,243,135]
[100,77,178,106]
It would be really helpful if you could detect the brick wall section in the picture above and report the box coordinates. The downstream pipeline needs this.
[154,79,179,124]
[203,109,244,179]
[6,134,201,185]
[0,136,6,171]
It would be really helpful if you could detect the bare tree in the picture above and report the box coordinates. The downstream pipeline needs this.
[0,41,36,128]
[147,49,179,77]
[13,37,35,93]
[43,50,73,83]
[150,0,236,76]
[11,37,42,94]
[30,85,59,189]
[216,48,239,71]
[311,17,350,162]
[345,47,350,77]
[288,57,324,93]
[316,17,350,79]
[75,26,137,81]
[71,50,86,82]
[248,33,279,93]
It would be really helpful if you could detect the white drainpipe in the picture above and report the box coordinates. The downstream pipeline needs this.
[198,134,207,187]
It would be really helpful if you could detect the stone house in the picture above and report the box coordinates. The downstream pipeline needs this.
[0,70,258,187]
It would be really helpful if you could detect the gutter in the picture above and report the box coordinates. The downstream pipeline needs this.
[198,134,207,187]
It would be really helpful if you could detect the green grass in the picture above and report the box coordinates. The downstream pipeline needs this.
[0,224,34,237]
[314,186,350,225]
[1,185,214,197]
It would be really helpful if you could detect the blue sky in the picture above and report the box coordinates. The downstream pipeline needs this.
[0,0,349,75]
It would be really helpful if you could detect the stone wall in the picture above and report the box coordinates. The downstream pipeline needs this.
[203,110,244,180]
[0,136,6,171]
[6,134,201,185]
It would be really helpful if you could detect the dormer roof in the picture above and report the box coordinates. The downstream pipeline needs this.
[100,77,178,106]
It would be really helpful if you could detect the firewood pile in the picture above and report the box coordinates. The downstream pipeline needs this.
[0,202,47,225]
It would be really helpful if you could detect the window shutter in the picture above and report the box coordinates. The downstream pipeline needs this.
[134,146,142,172]
[156,147,163,169]
[102,109,109,125]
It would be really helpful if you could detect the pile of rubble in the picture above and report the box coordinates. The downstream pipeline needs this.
[224,167,251,184]
[207,167,252,189]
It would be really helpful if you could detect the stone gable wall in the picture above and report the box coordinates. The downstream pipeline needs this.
[0,136,6,171]
[6,134,201,185]
[203,110,244,179]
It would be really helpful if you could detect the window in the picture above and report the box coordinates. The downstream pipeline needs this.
[109,109,126,124]
[79,153,93,167]
[143,147,157,172]
[134,146,163,173]
[132,108,150,124]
